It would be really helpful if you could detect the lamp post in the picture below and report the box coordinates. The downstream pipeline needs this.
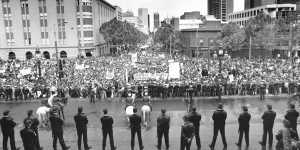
[217,49,227,101]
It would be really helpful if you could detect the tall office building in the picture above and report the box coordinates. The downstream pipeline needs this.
[138,8,148,32]
[245,0,261,9]
[207,0,229,22]
[245,0,297,9]
[154,13,160,29]
[0,0,119,60]
[227,0,234,14]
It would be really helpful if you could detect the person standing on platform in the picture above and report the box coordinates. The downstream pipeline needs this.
[129,108,144,150]
[100,109,117,150]
[156,109,170,150]
[23,110,42,150]
[20,120,37,150]
[0,110,18,150]
[209,103,227,149]
[188,107,202,150]
[180,115,195,150]
[259,104,276,147]
[74,107,91,150]
[49,111,70,150]
[284,103,299,140]
[236,106,251,147]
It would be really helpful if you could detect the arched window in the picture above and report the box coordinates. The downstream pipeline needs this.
[25,51,33,60]
[8,52,16,60]
[60,51,67,58]
[86,52,92,57]
[43,51,50,59]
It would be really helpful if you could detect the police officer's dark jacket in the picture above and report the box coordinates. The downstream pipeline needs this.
[188,112,201,127]
[181,122,195,140]
[262,110,276,127]
[212,109,227,126]
[0,116,16,134]
[20,128,36,148]
[157,114,170,130]
[23,117,39,131]
[74,113,88,130]
[129,114,142,130]
[285,109,299,127]
[49,115,64,133]
[238,112,251,128]
[100,115,113,130]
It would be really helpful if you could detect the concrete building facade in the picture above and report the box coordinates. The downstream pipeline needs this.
[0,0,119,60]
[153,13,160,30]
[138,8,148,33]
[208,0,232,22]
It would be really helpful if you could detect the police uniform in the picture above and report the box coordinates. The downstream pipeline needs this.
[260,108,276,146]
[49,113,70,150]
[20,123,37,150]
[180,118,195,150]
[236,110,251,146]
[74,112,89,150]
[285,108,299,140]
[157,112,170,150]
[0,114,17,150]
[188,111,202,149]
[129,113,144,150]
[23,116,41,150]
[100,114,116,150]
[210,107,227,148]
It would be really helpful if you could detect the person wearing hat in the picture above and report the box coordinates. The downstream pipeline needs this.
[209,103,227,149]
[129,107,144,150]
[236,106,251,147]
[0,110,17,150]
[23,110,42,150]
[259,104,276,147]
[187,107,202,150]
[74,107,91,150]
[284,103,299,140]
[180,115,195,150]
[20,119,37,150]
[49,110,70,150]
[156,109,170,150]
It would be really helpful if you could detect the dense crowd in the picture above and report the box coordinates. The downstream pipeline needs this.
[0,50,300,101]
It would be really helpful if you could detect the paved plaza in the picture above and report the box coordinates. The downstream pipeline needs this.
[0,95,298,150]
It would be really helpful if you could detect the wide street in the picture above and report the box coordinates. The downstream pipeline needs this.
[0,95,297,150]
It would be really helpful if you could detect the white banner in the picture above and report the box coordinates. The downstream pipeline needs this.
[168,62,180,79]
[20,68,31,75]
[131,53,138,63]
[133,73,168,81]
[75,63,85,70]
[106,70,114,80]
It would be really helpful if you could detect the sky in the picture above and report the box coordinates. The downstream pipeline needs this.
[108,0,245,18]
[108,0,245,30]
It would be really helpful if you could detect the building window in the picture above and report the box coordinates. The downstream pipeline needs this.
[58,31,66,39]
[6,32,14,40]
[22,20,30,27]
[83,31,93,37]
[82,5,92,13]
[21,4,29,15]
[83,18,92,25]
[40,19,48,27]
[41,32,48,39]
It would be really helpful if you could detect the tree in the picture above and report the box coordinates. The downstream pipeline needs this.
[216,23,246,51]
[154,24,186,51]
[99,18,148,46]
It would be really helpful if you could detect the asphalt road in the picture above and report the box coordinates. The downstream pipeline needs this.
[0,95,297,150]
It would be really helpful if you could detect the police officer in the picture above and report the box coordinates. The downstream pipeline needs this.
[20,120,37,150]
[284,103,299,140]
[0,110,17,150]
[100,109,116,150]
[49,111,70,150]
[74,107,91,150]
[23,110,41,150]
[209,103,227,149]
[259,104,276,147]
[187,107,201,150]
[236,106,251,147]
[129,108,144,150]
[180,115,195,150]
[156,109,170,150]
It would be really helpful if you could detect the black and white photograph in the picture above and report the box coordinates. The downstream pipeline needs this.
[0,0,300,150]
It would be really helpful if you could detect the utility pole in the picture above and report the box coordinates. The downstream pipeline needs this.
[249,36,252,60]
[169,36,172,56]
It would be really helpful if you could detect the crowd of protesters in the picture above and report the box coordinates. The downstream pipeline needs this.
[0,50,299,101]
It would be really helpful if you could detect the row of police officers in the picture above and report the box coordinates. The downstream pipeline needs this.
[0,103,299,150]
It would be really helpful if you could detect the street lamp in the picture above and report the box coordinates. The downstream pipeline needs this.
[217,48,227,101]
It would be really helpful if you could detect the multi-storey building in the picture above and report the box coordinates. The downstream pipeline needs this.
[208,0,232,22]
[153,13,160,30]
[138,8,148,33]
[0,0,119,60]
[228,4,296,26]
[114,6,122,20]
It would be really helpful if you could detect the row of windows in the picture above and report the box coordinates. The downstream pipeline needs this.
[2,7,11,14]
[229,10,262,20]
[78,31,94,38]
[4,20,12,27]
[77,18,93,25]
